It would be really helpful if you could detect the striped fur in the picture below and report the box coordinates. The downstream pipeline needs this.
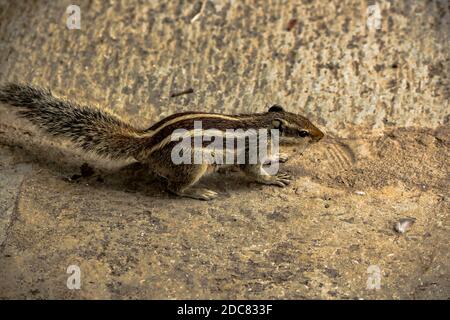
[145,112,250,133]
[0,83,325,200]
[0,83,324,161]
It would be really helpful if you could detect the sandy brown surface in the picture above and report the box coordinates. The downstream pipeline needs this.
[0,120,448,299]
[0,0,449,299]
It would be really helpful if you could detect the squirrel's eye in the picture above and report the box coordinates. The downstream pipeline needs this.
[298,130,309,137]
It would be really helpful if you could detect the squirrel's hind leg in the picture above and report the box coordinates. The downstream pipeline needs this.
[165,163,218,201]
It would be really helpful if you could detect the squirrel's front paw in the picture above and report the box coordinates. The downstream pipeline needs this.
[259,172,292,187]
[271,172,292,187]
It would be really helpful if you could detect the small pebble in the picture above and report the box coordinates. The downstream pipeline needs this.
[394,218,416,234]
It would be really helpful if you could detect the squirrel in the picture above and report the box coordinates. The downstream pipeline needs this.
[0,83,324,200]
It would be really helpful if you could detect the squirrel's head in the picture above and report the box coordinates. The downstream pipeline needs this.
[267,104,324,147]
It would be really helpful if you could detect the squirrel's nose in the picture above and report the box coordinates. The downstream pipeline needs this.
[311,129,324,142]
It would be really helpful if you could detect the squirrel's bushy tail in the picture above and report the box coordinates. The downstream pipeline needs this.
[0,83,147,159]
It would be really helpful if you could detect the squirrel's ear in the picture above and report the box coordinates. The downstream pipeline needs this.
[272,119,283,129]
[268,105,284,112]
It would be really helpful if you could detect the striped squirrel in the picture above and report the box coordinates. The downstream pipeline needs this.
[0,83,324,200]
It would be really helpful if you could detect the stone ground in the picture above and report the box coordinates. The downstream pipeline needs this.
[0,118,448,299]
[0,0,449,299]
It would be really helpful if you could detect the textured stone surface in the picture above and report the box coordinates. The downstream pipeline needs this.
[0,0,449,299]
[0,0,448,133]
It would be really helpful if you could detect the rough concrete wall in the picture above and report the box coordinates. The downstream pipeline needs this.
[0,0,448,135]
